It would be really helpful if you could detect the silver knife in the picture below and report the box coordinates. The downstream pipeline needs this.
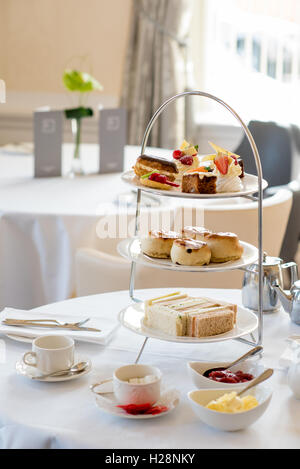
[2,320,101,332]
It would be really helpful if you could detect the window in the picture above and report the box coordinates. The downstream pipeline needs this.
[192,0,300,126]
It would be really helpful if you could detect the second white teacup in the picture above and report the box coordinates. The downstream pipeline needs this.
[92,364,162,405]
[23,335,75,375]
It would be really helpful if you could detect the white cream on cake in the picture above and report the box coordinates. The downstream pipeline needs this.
[215,161,243,193]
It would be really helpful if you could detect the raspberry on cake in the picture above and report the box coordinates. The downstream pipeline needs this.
[133,155,179,181]
[140,172,180,191]
[172,140,200,179]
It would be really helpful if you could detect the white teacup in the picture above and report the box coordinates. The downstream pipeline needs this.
[91,364,162,405]
[23,335,75,375]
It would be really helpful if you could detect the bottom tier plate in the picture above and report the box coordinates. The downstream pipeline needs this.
[118,302,258,344]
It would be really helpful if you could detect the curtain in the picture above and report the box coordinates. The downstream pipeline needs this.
[121,0,193,150]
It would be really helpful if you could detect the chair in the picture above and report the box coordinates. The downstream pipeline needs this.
[234,120,300,264]
[75,188,292,296]
[233,120,293,187]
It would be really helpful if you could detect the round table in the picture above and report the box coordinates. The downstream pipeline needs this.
[0,287,299,449]
[0,144,170,310]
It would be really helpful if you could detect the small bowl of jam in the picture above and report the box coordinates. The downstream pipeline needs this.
[187,359,264,389]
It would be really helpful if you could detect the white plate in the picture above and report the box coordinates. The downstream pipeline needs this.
[122,170,268,199]
[118,302,258,344]
[118,237,258,272]
[16,356,92,382]
[93,384,180,419]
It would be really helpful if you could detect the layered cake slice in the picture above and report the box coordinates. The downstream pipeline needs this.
[182,171,217,194]
[144,292,237,337]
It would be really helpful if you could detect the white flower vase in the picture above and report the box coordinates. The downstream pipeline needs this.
[69,118,84,177]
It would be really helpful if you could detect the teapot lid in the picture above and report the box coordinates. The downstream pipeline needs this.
[247,253,282,271]
[293,280,300,290]
[262,254,282,266]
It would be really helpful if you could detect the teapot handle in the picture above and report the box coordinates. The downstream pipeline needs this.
[281,262,299,287]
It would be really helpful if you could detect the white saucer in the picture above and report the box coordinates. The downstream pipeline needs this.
[16,356,92,382]
[7,333,34,344]
[93,381,180,419]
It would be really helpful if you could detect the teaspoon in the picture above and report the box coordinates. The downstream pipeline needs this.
[32,361,89,380]
[236,368,273,397]
[203,346,263,377]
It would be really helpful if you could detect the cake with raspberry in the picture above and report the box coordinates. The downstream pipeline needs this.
[172,140,200,179]
[140,171,180,191]
[133,154,179,181]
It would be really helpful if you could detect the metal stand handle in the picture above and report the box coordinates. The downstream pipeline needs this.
[129,90,264,351]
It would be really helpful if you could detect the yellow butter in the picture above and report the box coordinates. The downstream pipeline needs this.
[206,392,258,413]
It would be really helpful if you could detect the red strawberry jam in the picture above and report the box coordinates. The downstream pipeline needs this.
[207,368,254,383]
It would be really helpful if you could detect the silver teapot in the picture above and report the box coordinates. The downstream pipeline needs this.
[273,280,300,325]
[242,254,298,313]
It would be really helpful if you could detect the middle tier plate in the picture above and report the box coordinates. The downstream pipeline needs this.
[118,301,258,344]
[117,237,258,272]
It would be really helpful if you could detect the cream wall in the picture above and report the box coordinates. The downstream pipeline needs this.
[0,0,132,100]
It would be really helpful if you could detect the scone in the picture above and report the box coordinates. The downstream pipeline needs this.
[133,155,178,182]
[140,230,179,258]
[170,238,211,266]
[203,232,244,263]
[182,226,212,241]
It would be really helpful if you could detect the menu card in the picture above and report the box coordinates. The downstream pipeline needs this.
[34,109,63,177]
[99,108,127,174]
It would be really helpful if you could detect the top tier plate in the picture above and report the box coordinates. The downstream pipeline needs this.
[122,170,268,199]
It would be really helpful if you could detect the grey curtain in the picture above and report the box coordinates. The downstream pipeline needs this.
[121,0,193,150]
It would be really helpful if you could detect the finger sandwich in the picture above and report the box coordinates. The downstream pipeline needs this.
[144,292,237,337]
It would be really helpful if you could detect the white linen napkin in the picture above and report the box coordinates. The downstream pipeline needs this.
[0,308,119,345]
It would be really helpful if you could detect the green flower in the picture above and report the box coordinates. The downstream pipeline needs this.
[63,69,103,93]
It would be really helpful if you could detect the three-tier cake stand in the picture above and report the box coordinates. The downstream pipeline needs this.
[118,91,266,363]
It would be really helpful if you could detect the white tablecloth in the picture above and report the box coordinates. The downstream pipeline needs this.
[0,144,170,310]
[0,288,300,449]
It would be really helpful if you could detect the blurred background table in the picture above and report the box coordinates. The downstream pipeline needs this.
[0,143,297,311]
[0,143,163,310]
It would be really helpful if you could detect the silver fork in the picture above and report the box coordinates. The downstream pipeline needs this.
[4,317,90,327]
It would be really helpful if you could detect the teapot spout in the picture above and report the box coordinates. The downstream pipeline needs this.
[273,284,293,314]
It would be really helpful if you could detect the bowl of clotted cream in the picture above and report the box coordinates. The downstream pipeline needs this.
[187,384,272,431]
